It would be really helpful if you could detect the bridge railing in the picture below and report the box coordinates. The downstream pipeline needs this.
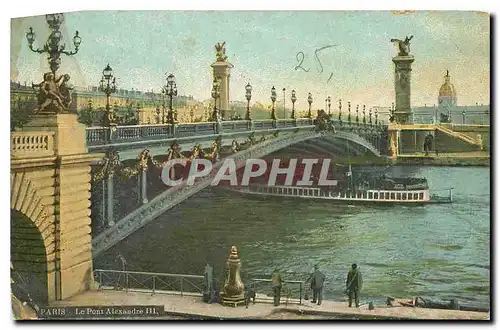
[93,269,305,305]
[248,278,304,305]
[93,269,205,296]
[11,131,55,158]
[84,117,384,147]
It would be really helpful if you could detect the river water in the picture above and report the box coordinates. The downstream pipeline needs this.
[96,166,490,308]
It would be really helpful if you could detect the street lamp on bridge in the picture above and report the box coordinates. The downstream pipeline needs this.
[99,64,117,127]
[211,79,221,121]
[369,107,373,126]
[347,101,352,125]
[338,99,343,125]
[355,104,359,124]
[291,90,297,119]
[136,105,141,124]
[362,105,366,126]
[26,13,81,74]
[327,96,331,116]
[375,108,378,126]
[307,93,313,118]
[245,83,252,120]
[270,86,277,120]
[283,88,286,119]
[462,109,466,124]
[163,73,178,125]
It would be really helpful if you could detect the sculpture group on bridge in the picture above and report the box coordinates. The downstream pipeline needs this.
[32,72,73,114]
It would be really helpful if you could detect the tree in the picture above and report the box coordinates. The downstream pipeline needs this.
[78,107,94,126]
[11,98,35,132]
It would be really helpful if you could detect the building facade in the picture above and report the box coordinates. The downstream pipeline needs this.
[10,82,200,126]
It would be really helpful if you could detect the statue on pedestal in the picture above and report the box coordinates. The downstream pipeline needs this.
[32,72,73,114]
[215,41,228,62]
[390,35,413,56]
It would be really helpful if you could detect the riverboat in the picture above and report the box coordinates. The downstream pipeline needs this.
[229,167,453,205]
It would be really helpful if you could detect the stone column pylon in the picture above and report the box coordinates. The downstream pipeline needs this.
[211,61,234,120]
[392,55,415,124]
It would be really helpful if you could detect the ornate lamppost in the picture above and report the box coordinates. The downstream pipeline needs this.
[338,99,343,125]
[26,13,81,75]
[347,101,352,125]
[136,105,141,124]
[211,79,221,121]
[362,105,366,126]
[327,96,331,116]
[245,83,252,120]
[163,73,178,125]
[99,64,117,128]
[282,88,286,119]
[307,93,313,119]
[26,13,82,115]
[270,86,277,120]
[369,107,373,126]
[355,104,360,124]
[462,109,466,124]
[375,108,379,126]
[291,90,297,119]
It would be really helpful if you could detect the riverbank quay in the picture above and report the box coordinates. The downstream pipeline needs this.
[331,151,490,167]
[48,290,489,320]
[393,151,490,167]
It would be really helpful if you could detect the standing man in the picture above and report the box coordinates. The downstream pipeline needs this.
[271,269,283,306]
[203,263,214,303]
[346,263,363,308]
[307,265,326,305]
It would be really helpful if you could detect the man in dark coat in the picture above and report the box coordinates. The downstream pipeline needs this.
[346,263,363,307]
[271,269,283,306]
[308,265,326,305]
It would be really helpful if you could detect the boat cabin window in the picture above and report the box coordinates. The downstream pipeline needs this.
[385,192,390,199]
[419,192,424,200]
[368,192,373,199]
[357,192,362,198]
[402,193,407,200]
[397,193,401,200]
[414,193,418,200]
[408,193,413,200]
[390,192,395,199]
[363,192,367,199]
[374,192,379,199]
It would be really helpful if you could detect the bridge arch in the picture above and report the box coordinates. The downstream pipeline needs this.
[11,172,56,304]
[93,129,383,256]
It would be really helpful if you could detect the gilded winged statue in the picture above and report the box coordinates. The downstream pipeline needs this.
[390,35,413,56]
[215,41,228,62]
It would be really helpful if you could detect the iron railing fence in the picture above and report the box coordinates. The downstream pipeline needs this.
[93,269,305,305]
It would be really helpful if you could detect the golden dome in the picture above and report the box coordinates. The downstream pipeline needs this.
[439,70,456,97]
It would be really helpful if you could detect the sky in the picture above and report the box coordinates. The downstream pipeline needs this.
[11,11,490,110]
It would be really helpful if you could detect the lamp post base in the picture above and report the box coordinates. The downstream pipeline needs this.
[220,294,246,307]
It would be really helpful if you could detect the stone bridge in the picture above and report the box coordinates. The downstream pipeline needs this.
[88,118,387,257]
[10,114,387,303]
